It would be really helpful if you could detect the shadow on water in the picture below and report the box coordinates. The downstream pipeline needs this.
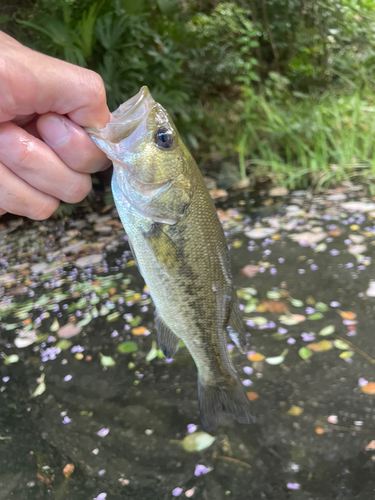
[1,188,375,499]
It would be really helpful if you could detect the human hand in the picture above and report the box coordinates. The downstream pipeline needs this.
[0,31,111,220]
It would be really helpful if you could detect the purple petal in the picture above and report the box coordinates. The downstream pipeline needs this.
[187,424,197,434]
[194,464,213,476]
[358,377,369,387]
[301,333,315,342]
[97,427,110,437]
[330,301,341,307]
[287,483,300,490]
[242,379,252,387]
[172,487,183,497]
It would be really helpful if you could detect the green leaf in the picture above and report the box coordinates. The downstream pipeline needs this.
[314,243,327,253]
[315,302,328,312]
[3,323,18,331]
[50,318,60,332]
[289,298,304,307]
[100,354,116,367]
[339,350,354,359]
[31,374,46,398]
[308,312,324,320]
[287,406,304,416]
[129,315,142,327]
[106,312,120,322]
[298,347,312,360]
[36,334,50,344]
[76,297,87,308]
[76,315,92,328]
[267,291,280,299]
[35,295,49,306]
[333,339,350,350]
[14,311,31,320]
[99,305,109,316]
[244,303,257,313]
[55,340,72,350]
[265,349,288,365]
[146,341,158,362]
[179,432,216,452]
[4,354,19,365]
[251,316,268,326]
[319,325,335,336]
[118,341,138,353]
[279,315,300,326]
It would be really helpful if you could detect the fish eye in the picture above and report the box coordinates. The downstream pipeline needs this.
[154,127,174,149]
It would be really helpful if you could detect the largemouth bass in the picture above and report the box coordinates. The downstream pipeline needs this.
[86,87,253,431]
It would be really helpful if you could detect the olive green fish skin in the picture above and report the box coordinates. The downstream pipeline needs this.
[87,86,253,430]
[114,169,234,384]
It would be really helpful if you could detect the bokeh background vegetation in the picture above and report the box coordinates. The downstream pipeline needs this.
[2,0,375,190]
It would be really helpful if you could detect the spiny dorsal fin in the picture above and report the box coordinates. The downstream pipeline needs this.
[155,314,180,359]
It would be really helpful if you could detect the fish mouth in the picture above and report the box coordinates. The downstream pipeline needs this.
[85,86,156,143]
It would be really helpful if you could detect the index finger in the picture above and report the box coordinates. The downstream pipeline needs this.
[0,31,110,128]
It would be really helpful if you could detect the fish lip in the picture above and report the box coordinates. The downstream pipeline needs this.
[85,86,155,143]
[111,86,153,121]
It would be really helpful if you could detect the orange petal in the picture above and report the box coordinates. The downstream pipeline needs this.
[361,382,375,395]
[307,341,332,352]
[131,326,148,336]
[247,392,259,401]
[339,311,357,320]
[63,463,75,479]
[315,427,325,435]
[247,353,265,362]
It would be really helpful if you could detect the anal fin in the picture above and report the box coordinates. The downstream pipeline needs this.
[227,293,248,354]
[155,314,180,359]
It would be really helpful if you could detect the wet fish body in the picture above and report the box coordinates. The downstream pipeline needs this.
[86,87,253,430]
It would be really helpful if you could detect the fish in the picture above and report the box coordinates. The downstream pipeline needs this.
[86,86,253,431]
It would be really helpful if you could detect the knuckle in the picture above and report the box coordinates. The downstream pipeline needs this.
[30,198,59,220]
[87,71,106,102]
[15,138,35,170]
[64,176,92,203]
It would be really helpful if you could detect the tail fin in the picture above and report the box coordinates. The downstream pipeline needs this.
[198,376,254,432]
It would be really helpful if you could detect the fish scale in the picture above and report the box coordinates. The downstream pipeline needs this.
[86,86,253,431]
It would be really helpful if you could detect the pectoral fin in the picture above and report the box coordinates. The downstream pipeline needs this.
[143,223,184,276]
[155,314,180,358]
[227,293,248,354]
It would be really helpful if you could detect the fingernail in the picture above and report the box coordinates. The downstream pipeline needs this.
[38,116,70,146]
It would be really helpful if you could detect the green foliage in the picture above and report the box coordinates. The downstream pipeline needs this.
[3,0,375,190]
[238,86,375,189]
